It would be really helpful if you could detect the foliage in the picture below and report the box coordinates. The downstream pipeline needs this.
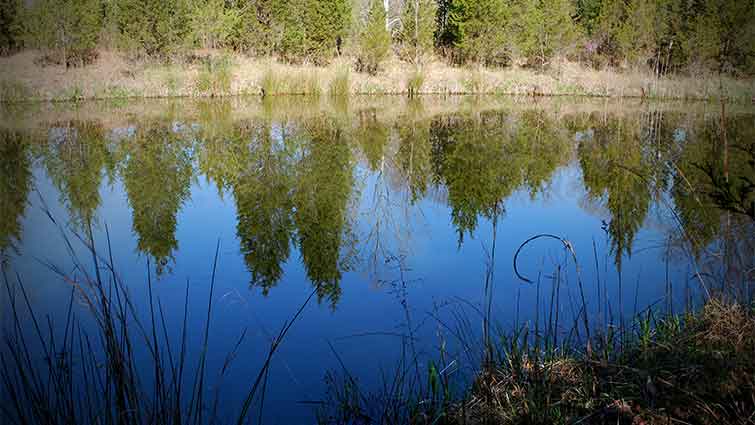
[0,130,31,260]
[293,119,356,306]
[233,123,297,294]
[577,114,655,268]
[399,0,437,64]
[430,110,568,244]
[0,0,22,55]
[42,122,113,228]
[510,0,582,68]
[113,0,191,58]
[21,0,102,66]
[186,0,241,49]
[121,121,193,275]
[437,0,511,66]
[355,0,392,75]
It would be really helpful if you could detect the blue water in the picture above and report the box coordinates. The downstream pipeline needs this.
[2,97,749,423]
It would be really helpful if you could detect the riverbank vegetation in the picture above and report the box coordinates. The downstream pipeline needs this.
[1,99,753,423]
[0,0,754,101]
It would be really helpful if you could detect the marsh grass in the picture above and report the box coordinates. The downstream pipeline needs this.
[329,68,350,97]
[196,54,234,97]
[406,70,425,98]
[0,80,32,103]
[258,67,324,96]
[0,207,318,424]
[317,207,754,425]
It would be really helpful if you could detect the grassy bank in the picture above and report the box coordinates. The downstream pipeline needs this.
[1,50,754,103]
[316,299,755,425]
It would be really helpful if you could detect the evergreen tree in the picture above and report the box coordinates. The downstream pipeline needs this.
[683,0,755,75]
[0,0,22,55]
[437,0,510,65]
[306,0,351,63]
[511,0,581,68]
[114,0,190,57]
[21,0,103,66]
[617,0,669,67]
[0,130,31,261]
[356,0,391,74]
[400,0,437,64]
[186,0,241,50]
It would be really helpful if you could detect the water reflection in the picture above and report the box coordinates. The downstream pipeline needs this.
[121,121,193,275]
[4,99,753,304]
[0,130,31,262]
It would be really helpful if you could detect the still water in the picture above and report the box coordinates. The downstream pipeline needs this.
[1,97,753,423]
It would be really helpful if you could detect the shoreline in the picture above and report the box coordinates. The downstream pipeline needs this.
[1,50,754,104]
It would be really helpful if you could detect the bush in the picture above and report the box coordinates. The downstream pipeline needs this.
[0,0,22,55]
[437,0,511,66]
[21,0,102,67]
[355,0,391,75]
[186,0,240,50]
[510,0,582,68]
[399,0,437,65]
[113,0,190,58]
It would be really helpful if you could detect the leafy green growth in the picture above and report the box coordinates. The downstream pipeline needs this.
[399,0,437,65]
[21,0,102,66]
[355,0,391,75]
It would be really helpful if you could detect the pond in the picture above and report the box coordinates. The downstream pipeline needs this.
[1,96,753,423]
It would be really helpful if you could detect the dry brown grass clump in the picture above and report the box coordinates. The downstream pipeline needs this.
[454,300,755,425]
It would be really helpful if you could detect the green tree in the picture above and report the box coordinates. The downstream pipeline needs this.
[593,0,626,64]
[0,130,31,261]
[233,123,297,293]
[186,0,241,49]
[21,0,102,66]
[293,119,356,307]
[399,0,437,64]
[511,0,581,68]
[578,115,653,268]
[437,0,510,65]
[682,0,755,75]
[121,122,193,275]
[42,122,112,228]
[233,0,277,55]
[267,0,350,64]
[114,0,190,57]
[575,0,603,36]
[306,0,351,63]
[616,0,670,67]
[0,0,22,55]
[356,0,391,74]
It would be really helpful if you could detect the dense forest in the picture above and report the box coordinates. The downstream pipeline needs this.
[0,0,753,76]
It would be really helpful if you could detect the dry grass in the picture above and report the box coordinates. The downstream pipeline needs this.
[455,299,755,425]
[1,50,754,102]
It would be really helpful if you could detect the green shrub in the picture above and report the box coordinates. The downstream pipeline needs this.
[355,0,391,75]
[0,0,23,55]
[113,0,190,58]
[398,0,437,65]
[186,0,240,50]
[21,0,102,66]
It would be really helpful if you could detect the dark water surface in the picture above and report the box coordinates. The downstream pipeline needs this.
[1,97,753,423]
